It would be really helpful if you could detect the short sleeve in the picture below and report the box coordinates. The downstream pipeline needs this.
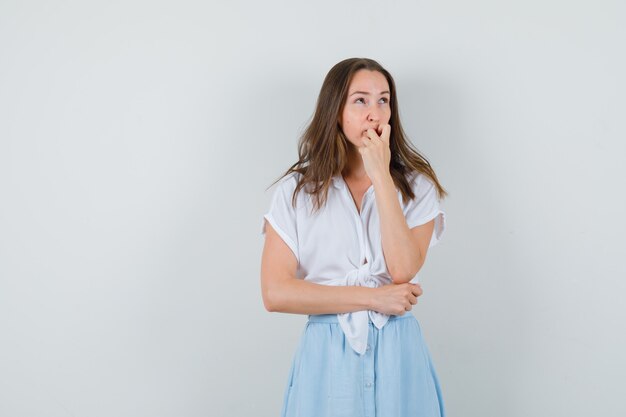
[260,176,299,262]
[403,174,446,248]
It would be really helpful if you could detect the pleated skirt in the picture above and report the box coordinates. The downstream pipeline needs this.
[280,311,446,417]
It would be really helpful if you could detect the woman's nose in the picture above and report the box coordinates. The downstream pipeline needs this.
[368,107,380,122]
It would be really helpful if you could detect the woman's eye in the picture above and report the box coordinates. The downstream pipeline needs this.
[355,97,389,104]
[354,97,389,104]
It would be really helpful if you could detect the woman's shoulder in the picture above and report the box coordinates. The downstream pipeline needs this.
[406,170,434,188]
[403,171,439,204]
[274,171,302,191]
[270,171,306,204]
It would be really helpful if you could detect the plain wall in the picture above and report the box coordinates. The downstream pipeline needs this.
[1,1,625,416]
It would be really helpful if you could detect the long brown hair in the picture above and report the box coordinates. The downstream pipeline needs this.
[270,57,448,212]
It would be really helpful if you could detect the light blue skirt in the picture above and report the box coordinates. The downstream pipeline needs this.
[280,312,446,417]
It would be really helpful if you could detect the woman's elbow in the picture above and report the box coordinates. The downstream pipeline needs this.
[389,261,423,284]
[262,287,281,312]
[262,294,274,312]
[391,274,414,285]
[262,279,292,312]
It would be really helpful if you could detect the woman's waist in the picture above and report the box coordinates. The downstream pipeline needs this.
[307,310,415,323]
[302,272,392,287]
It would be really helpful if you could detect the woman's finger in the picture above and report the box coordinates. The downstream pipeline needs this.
[366,128,380,141]
[380,124,391,143]
[411,284,423,297]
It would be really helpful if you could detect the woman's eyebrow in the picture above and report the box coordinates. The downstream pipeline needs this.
[349,90,391,96]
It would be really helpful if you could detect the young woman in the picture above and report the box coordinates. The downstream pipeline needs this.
[260,57,448,417]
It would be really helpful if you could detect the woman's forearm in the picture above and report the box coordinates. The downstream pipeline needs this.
[266,278,376,315]
[372,173,422,284]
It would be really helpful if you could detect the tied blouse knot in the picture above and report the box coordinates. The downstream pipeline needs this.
[325,262,392,355]
[261,172,446,355]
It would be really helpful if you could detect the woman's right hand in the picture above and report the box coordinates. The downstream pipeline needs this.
[370,283,423,316]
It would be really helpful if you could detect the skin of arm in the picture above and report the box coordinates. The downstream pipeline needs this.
[261,221,378,314]
[371,172,435,285]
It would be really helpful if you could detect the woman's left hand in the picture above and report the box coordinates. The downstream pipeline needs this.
[359,124,392,183]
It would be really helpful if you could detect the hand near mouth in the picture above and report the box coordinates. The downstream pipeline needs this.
[359,123,392,184]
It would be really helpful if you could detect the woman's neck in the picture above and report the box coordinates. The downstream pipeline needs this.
[342,144,369,181]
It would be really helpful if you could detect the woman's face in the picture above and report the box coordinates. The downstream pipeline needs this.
[338,69,391,149]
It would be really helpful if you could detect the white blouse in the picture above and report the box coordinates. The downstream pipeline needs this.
[261,171,446,355]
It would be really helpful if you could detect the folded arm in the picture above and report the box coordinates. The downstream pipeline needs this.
[372,174,435,284]
[261,221,376,315]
